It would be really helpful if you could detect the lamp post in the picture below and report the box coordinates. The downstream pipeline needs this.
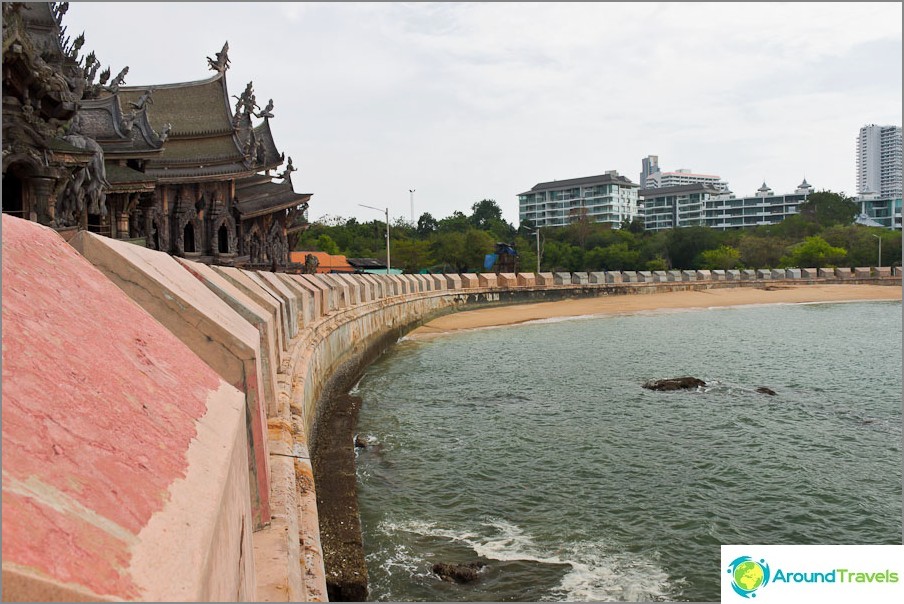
[872,234,882,268]
[524,226,541,273]
[360,204,390,274]
[409,189,415,225]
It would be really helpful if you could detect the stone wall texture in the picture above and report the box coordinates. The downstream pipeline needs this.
[1,214,899,601]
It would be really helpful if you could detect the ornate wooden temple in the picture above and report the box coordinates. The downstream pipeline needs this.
[2,2,310,269]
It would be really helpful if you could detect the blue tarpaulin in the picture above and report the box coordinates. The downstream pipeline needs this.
[484,253,498,270]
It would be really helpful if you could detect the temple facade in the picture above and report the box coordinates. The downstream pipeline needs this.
[2,2,310,270]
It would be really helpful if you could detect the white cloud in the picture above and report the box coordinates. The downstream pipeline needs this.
[62,2,902,224]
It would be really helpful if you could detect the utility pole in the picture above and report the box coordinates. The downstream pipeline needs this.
[360,204,391,274]
[873,234,882,268]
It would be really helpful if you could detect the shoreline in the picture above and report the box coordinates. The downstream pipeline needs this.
[409,284,901,338]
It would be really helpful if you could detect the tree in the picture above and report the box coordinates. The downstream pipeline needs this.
[392,239,434,273]
[799,190,858,227]
[416,212,438,237]
[780,235,847,267]
[738,235,787,269]
[437,211,470,234]
[315,234,340,255]
[469,199,504,229]
[620,216,645,234]
[699,245,742,270]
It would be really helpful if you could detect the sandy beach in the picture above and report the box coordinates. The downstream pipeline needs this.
[410,284,902,338]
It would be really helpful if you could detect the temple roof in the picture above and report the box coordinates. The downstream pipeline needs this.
[234,175,311,219]
[118,73,233,137]
[77,96,165,154]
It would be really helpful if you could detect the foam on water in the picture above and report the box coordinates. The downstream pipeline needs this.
[379,517,675,601]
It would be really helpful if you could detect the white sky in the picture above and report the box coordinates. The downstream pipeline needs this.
[63,2,902,226]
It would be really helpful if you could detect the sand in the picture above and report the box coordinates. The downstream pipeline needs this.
[409,284,902,338]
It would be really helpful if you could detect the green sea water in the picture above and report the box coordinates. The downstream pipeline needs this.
[354,301,903,601]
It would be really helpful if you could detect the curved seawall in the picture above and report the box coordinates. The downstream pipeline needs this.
[2,215,900,601]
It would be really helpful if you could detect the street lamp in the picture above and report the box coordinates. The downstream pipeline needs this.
[872,234,882,268]
[523,226,541,273]
[360,204,391,274]
[409,189,415,225]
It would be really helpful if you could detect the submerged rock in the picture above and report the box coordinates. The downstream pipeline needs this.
[756,386,777,396]
[432,562,485,584]
[643,377,706,391]
[354,434,368,448]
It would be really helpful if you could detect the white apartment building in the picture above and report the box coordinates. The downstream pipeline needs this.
[641,179,815,232]
[640,184,724,232]
[518,171,639,228]
[639,155,730,192]
[856,124,902,198]
[703,180,813,230]
[645,168,731,192]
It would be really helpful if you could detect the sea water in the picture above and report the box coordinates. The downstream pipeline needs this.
[354,301,902,602]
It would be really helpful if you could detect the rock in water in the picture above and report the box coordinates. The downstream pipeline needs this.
[756,386,777,396]
[642,377,706,391]
[354,434,368,448]
[432,562,485,583]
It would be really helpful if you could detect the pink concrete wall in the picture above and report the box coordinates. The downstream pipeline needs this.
[1,216,254,600]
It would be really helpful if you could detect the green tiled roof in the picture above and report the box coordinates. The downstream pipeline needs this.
[119,74,232,135]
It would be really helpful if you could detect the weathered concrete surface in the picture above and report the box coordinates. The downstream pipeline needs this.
[2,216,254,601]
[70,231,271,529]
[257,271,300,340]
[178,259,280,419]
[215,266,290,361]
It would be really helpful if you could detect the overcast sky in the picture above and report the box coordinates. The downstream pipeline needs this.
[63,2,902,226]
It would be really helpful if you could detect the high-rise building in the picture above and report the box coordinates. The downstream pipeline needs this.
[639,155,660,189]
[639,156,729,192]
[856,124,902,198]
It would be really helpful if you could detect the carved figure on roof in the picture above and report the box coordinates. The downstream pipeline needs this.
[107,66,128,94]
[158,123,172,143]
[278,156,297,180]
[120,110,137,132]
[207,41,230,72]
[130,87,154,110]
[255,99,274,119]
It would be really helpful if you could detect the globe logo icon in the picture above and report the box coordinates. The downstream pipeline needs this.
[727,556,771,598]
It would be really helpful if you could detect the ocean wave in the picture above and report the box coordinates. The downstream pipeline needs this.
[379,517,674,601]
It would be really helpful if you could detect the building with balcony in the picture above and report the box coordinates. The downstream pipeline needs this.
[703,180,812,230]
[518,170,639,228]
[855,193,902,230]
[639,183,724,232]
[856,124,902,199]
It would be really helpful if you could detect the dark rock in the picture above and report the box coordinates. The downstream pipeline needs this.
[432,562,485,584]
[756,386,777,396]
[642,377,706,391]
[354,434,368,448]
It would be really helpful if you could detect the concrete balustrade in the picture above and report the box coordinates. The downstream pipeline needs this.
[494,272,516,287]
[622,271,639,283]
[818,268,835,278]
[895,267,903,277]
[518,272,538,286]
[69,231,273,533]
[854,267,871,278]
[478,272,499,288]
[534,272,554,286]
[785,268,802,279]
[801,268,819,279]
[6,210,901,604]
[711,270,726,281]
[835,268,854,279]
[875,267,892,277]
[444,273,463,290]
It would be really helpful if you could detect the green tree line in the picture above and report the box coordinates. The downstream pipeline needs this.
[295,192,900,273]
